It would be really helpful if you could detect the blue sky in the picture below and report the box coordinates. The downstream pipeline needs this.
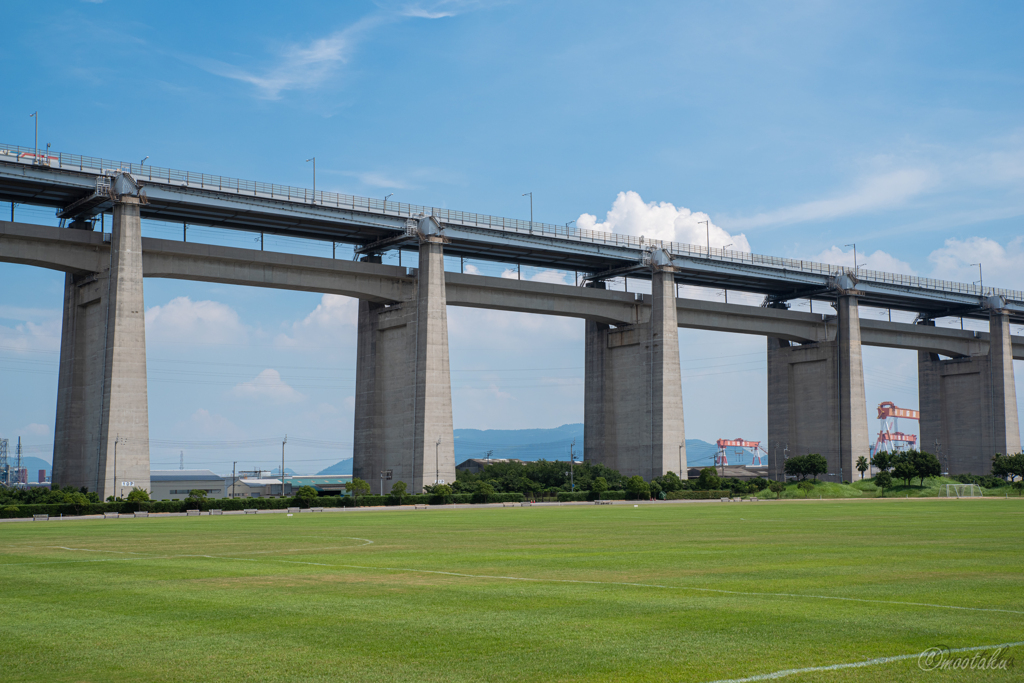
[1,0,1022,473]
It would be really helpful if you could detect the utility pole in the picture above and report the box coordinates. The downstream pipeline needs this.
[179,451,184,470]
[569,439,576,491]
[435,437,441,485]
[281,435,288,497]
[678,442,684,478]
[112,435,126,500]
[232,461,237,499]
[16,437,22,488]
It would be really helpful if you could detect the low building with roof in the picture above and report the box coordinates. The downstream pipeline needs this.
[455,458,523,475]
[150,470,226,500]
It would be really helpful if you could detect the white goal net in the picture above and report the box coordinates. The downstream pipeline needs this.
[945,484,983,498]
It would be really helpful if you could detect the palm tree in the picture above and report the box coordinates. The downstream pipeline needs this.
[856,456,869,480]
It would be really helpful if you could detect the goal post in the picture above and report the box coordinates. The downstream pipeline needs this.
[945,484,982,498]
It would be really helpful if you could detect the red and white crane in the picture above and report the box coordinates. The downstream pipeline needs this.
[715,438,767,467]
[871,401,918,457]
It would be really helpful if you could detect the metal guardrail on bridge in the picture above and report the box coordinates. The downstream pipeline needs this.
[2,143,1022,304]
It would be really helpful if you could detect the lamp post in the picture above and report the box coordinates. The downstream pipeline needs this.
[306,157,316,203]
[678,442,684,478]
[522,192,533,233]
[970,262,983,295]
[699,220,710,256]
[141,156,149,166]
[845,243,857,272]
[29,112,38,164]
[384,192,393,207]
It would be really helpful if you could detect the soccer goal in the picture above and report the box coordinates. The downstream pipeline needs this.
[945,484,983,498]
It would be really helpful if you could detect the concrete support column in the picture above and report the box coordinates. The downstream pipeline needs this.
[767,294,868,483]
[919,311,1021,474]
[837,294,870,483]
[584,259,686,480]
[52,197,150,498]
[989,310,1021,458]
[352,229,455,493]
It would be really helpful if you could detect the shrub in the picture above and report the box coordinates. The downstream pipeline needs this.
[292,486,319,508]
[126,488,150,503]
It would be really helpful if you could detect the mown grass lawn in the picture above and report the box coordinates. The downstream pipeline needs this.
[1,499,1022,682]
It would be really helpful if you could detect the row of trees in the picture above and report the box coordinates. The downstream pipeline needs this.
[783,454,828,481]
[870,450,941,487]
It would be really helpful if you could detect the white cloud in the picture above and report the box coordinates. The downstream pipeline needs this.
[192,18,380,99]
[391,1,490,18]
[578,191,751,252]
[275,294,358,349]
[728,169,936,230]
[464,263,482,275]
[928,236,1024,291]
[21,423,50,436]
[145,297,247,346]
[0,317,61,354]
[496,268,570,284]
[230,369,304,404]
[811,246,917,275]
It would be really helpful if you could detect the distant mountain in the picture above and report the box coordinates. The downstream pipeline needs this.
[453,423,721,469]
[455,424,584,461]
[316,458,353,476]
[310,431,728,475]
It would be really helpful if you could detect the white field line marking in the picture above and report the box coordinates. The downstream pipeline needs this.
[700,640,1024,683]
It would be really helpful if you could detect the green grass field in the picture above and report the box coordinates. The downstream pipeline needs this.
[1,499,1022,682]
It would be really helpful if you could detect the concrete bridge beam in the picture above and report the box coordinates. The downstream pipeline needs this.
[352,232,455,493]
[52,198,151,499]
[584,263,687,480]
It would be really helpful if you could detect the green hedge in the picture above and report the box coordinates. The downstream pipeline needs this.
[0,491,531,519]
[665,490,733,500]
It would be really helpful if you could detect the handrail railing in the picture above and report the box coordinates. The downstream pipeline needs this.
[2,143,1022,303]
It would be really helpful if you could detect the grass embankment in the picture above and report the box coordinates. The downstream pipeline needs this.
[753,476,1021,500]
[2,500,1022,682]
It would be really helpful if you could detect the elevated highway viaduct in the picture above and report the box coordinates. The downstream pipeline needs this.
[1,149,1020,495]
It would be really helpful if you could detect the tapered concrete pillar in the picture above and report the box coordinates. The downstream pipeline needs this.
[767,294,868,482]
[52,194,151,498]
[989,309,1021,458]
[837,295,870,483]
[584,254,686,480]
[352,219,455,493]
[918,309,1021,474]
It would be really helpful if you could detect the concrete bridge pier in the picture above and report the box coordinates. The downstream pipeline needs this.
[918,308,1021,474]
[352,219,455,493]
[767,292,869,482]
[52,194,151,499]
[584,254,686,480]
